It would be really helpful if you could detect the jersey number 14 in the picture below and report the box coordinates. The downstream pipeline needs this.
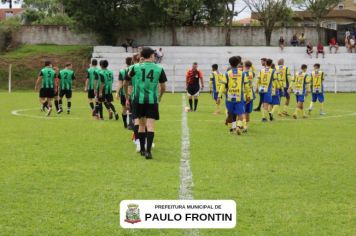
[141,69,154,82]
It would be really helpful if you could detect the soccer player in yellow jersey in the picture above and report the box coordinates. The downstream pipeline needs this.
[276,59,292,116]
[242,60,255,132]
[209,64,224,115]
[217,56,250,135]
[268,63,282,121]
[308,63,326,115]
[288,64,311,119]
[256,59,276,122]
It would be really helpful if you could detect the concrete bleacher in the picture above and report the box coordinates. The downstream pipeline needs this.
[92,46,356,92]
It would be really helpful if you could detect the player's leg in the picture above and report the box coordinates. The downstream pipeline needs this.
[254,93,262,111]
[138,117,147,156]
[282,88,290,116]
[66,90,72,114]
[121,94,128,128]
[308,93,317,114]
[319,94,326,115]
[194,95,199,111]
[145,118,156,159]
[106,94,118,120]
[58,90,65,113]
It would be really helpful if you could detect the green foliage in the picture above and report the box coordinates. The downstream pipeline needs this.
[0,17,21,51]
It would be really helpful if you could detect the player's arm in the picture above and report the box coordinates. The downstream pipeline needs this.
[185,70,189,89]
[288,74,295,93]
[158,69,168,102]
[209,74,213,93]
[72,72,76,88]
[255,71,261,93]
[35,71,43,91]
[243,74,251,102]
[85,71,89,91]
[199,71,204,90]
[217,75,227,104]
[116,72,123,100]
[99,74,104,97]
[93,72,99,95]
[54,73,60,93]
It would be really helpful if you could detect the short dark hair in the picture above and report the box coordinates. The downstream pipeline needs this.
[301,64,307,70]
[193,62,198,65]
[261,58,267,61]
[126,57,132,66]
[65,63,72,67]
[244,60,252,68]
[140,47,155,59]
[314,63,320,69]
[99,60,104,67]
[271,63,276,69]
[212,64,218,70]
[91,59,98,66]
[101,60,109,68]
[45,61,51,66]
[229,56,241,68]
[266,59,273,66]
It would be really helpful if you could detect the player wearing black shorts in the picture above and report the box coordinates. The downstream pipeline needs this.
[98,60,119,121]
[35,61,56,116]
[58,63,76,114]
[116,57,132,128]
[85,59,99,116]
[127,47,167,159]
[186,62,204,111]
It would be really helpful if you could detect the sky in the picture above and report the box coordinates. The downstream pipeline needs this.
[0,0,23,9]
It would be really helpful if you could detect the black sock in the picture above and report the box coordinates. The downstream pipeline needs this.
[67,102,71,110]
[134,125,139,140]
[189,98,193,110]
[59,99,63,109]
[257,96,262,109]
[138,132,146,152]
[89,102,94,110]
[104,102,110,111]
[99,103,103,118]
[122,114,127,128]
[146,132,154,153]
[54,100,59,111]
[128,114,133,126]
[95,102,100,114]
[109,103,116,113]
[43,101,48,109]
[194,99,198,111]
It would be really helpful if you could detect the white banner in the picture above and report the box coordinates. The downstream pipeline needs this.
[120,200,236,229]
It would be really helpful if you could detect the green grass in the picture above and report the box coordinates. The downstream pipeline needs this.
[0,92,355,235]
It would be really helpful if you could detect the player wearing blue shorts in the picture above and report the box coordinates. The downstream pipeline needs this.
[256,59,275,122]
[308,63,326,115]
[217,56,250,135]
[242,60,255,132]
[288,64,311,119]
[268,63,282,121]
[209,64,224,115]
[276,58,292,116]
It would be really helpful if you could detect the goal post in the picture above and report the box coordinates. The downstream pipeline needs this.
[8,64,12,93]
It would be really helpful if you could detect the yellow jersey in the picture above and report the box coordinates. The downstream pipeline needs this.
[244,70,255,101]
[272,70,282,96]
[209,71,225,93]
[276,65,291,88]
[257,67,275,94]
[311,70,325,93]
[291,71,310,95]
[219,68,249,102]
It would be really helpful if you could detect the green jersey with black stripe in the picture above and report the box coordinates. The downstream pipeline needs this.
[59,69,75,90]
[127,64,136,101]
[87,67,99,90]
[131,62,167,104]
[40,67,56,89]
[99,69,114,94]
[118,68,128,96]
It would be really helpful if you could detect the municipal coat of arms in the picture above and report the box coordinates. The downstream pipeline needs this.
[125,204,141,224]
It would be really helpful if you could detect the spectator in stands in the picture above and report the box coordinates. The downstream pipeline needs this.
[299,33,306,46]
[316,42,325,58]
[279,36,285,51]
[329,37,339,53]
[122,38,139,53]
[350,36,355,53]
[345,36,351,52]
[156,48,163,63]
[290,34,299,46]
[345,29,350,38]
[306,42,313,58]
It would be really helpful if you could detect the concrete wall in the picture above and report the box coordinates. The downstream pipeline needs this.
[11,25,327,46]
[13,25,98,45]
[117,26,327,46]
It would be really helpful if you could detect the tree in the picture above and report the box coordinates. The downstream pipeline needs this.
[223,0,246,46]
[61,0,140,45]
[244,0,292,46]
[293,0,339,42]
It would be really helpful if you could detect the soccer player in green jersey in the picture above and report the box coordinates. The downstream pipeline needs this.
[85,59,99,116]
[116,57,132,128]
[35,61,56,116]
[58,63,76,114]
[98,60,119,121]
[127,47,167,159]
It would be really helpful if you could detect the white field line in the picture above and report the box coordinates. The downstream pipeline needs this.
[179,94,199,236]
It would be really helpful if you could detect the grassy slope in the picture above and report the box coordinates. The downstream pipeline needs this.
[0,92,355,235]
[0,45,92,90]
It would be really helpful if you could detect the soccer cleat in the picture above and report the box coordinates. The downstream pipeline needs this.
[135,140,141,153]
[140,150,146,157]
[292,113,297,119]
[308,109,312,115]
[236,128,242,135]
[261,118,268,122]
[67,110,70,114]
[229,128,235,134]
[109,111,113,120]
[92,110,96,117]
[145,152,153,160]
[57,109,63,114]
[127,124,134,130]
[269,113,274,121]
[242,128,248,133]
[302,115,308,119]
[282,111,289,116]
[115,113,119,120]
[320,111,326,116]
[47,108,52,117]
[254,108,261,112]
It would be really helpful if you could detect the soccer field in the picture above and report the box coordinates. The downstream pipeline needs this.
[0,92,355,235]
